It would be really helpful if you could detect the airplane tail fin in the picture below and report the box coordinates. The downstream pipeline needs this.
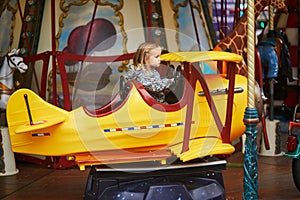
[7,89,68,135]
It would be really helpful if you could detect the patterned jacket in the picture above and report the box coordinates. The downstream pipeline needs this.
[125,66,174,103]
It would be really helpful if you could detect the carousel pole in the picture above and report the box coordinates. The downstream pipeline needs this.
[189,0,201,50]
[259,5,283,156]
[269,6,274,30]
[269,6,275,121]
[72,0,99,105]
[50,0,57,106]
[243,0,259,199]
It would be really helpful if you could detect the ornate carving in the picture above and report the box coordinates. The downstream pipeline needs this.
[170,0,213,51]
[0,1,18,53]
[57,0,129,72]
[57,0,127,53]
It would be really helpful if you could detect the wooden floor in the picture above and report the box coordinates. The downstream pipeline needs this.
[1,130,300,199]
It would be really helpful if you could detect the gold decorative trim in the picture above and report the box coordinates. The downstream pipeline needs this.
[193,0,213,48]
[56,0,90,50]
[1,1,18,52]
[57,0,127,52]
[57,0,128,71]
[96,0,129,72]
[170,0,213,50]
[170,0,189,51]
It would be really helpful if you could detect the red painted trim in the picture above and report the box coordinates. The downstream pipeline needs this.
[56,52,71,110]
[58,51,135,62]
[194,63,223,133]
[56,52,135,110]
[132,80,187,112]
[147,0,152,42]
[255,48,263,87]
[221,63,235,143]
[83,79,188,118]
[182,62,195,153]
[23,51,51,100]
[83,86,130,117]
[50,0,57,107]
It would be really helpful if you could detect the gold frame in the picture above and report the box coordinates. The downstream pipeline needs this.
[56,0,127,53]
[56,0,129,71]
[169,0,213,50]
[0,1,18,53]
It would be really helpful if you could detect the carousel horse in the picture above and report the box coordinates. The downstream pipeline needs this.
[0,49,28,109]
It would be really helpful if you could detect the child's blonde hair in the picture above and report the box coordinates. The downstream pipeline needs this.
[133,42,161,69]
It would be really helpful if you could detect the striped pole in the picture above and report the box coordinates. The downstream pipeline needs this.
[269,5,274,31]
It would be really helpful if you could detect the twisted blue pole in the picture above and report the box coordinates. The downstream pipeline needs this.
[243,108,259,199]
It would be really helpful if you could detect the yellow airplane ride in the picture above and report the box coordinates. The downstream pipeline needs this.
[7,51,247,171]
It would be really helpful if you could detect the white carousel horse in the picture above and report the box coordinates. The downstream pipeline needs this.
[0,49,28,109]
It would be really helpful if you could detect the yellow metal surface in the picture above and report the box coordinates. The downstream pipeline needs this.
[6,70,247,165]
[160,51,243,63]
[16,117,65,134]
[170,137,235,162]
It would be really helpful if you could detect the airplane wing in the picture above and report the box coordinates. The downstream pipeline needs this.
[160,51,243,63]
[170,137,235,162]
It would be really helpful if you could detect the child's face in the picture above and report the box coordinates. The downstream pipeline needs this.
[145,47,161,69]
